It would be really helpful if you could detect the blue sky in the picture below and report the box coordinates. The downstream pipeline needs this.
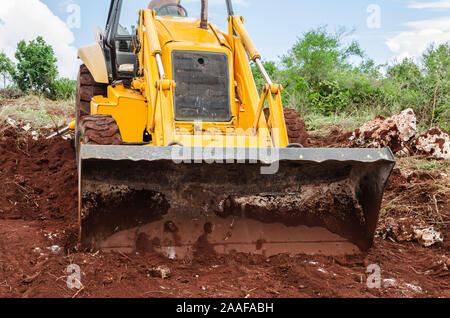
[1,0,449,79]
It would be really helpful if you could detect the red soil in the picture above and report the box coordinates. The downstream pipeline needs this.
[0,127,448,298]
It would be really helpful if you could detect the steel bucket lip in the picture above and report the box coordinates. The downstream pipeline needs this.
[80,145,395,164]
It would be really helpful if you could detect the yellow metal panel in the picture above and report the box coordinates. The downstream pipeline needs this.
[91,86,147,143]
[78,43,109,84]
[156,17,223,48]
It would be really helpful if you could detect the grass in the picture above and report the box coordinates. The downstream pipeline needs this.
[0,94,74,129]
[396,156,450,174]
[303,111,378,135]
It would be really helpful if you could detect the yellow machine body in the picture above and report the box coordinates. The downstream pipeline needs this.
[89,12,288,149]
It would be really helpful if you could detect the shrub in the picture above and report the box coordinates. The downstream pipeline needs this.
[49,78,77,100]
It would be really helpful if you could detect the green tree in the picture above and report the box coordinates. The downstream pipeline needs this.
[384,43,449,130]
[281,26,364,89]
[423,43,450,79]
[422,43,450,128]
[13,36,58,94]
[0,53,14,88]
[386,58,423,91]
[277,26,377,115]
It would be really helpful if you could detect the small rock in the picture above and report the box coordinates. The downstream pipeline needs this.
[44,232,58,240]
[7,118,17,128]
[22,123,31,132]
[33,247,42,254]
[31,131,39,140]
[383,278,397,288]
[393,109,417,142]
[414,228,443,247]
[412,127,450,160]
[47,245,61,254]
[405,283,422,293]
[148,266,171,279]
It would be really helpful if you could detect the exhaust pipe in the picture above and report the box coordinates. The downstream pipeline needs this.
[201,0,233,29]
[226,0,234,16]
[201,0,208,29]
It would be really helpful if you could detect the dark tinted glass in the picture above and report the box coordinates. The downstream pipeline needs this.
[173,51,231,122]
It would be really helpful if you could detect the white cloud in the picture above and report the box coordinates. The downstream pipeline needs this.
[408,0,450,9]
[405,16,450,29]
[386,3,450,62]
[0,0,78,79]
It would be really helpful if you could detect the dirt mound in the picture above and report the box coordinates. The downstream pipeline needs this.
[0,126,77,222]
[383,166,448,225]
[307,127,353,148]
[308,110,449,162]
[349,109,417,154]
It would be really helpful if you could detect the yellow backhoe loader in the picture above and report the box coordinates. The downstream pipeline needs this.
[72,0,395,258]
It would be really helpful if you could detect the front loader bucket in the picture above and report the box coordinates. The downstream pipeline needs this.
[78,145,395,257]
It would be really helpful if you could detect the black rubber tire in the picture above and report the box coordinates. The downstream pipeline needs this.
[76,64,108,118]
[283,108,308,146]
[78,115,123,146]
[75,65,108,160]
[264,108,309,146]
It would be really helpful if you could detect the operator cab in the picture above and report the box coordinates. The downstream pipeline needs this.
[150,2,189,17]
[103,0,232,123]
[104,1,190,83]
